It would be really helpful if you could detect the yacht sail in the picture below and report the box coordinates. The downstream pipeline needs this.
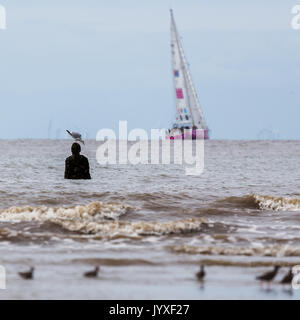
[167,9,209,140]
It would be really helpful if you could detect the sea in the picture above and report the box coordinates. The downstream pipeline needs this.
[0,139,300,299]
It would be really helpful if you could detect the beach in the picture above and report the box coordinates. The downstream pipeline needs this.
[0,139,300,299]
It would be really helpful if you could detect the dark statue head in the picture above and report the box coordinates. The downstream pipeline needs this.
[71,142,81,155]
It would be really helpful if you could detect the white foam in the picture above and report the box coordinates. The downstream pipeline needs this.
[254,194,300,211]
[0,202,206,237]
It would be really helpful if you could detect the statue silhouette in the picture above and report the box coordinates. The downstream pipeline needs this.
[64,143,91,179]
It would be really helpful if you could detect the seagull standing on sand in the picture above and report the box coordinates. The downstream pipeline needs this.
[84,266,99,278]
[256,266,280,287]
[66,130,84,144]
[18,267,34,280]
[280,268,293,287]
[196,265,205,281]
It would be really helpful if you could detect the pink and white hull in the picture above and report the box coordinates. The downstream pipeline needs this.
[166,129,209,140]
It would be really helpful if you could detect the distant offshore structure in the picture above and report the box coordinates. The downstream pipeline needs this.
[257,129,280,140]
[166,9,209,140]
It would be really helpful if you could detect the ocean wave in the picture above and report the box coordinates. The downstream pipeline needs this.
[71,258,157,266]
[253,194,300,211]
[0,228,12,237]
[217,194,300,212]
[0,201,133,223]
[0,202,206,237]
[168,244,300,257]
[193,259,300,268]
[55,217,206,237]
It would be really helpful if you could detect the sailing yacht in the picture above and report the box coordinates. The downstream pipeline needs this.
[166,9,209,140]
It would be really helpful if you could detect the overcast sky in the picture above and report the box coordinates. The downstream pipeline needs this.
[0,0,299,139]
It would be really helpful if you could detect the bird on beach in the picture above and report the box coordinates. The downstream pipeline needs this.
[256,266,280,287]
[66,130,84,144]
[280,268,293,286]
[84,266,99,278]
[196,265,205,281]
[18,267,34,280]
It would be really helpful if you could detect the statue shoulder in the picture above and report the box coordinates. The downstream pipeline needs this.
[65,155,73,163]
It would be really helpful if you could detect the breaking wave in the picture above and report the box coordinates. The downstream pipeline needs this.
[0,201,133,223]
[0,202,206,237]
[169,244,300,257]
[54,217,206,237]
[191,259,300,268]
[253,194,300,211]
[217,194,300,212]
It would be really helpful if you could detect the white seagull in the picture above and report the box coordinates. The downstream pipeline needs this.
[66,130,85,144]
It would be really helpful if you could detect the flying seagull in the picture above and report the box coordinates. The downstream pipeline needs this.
[66,130,84,144]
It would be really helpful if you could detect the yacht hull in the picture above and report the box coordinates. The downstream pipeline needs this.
[166,129,209,140]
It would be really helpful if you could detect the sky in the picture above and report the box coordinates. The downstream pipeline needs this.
[0,0,299,139]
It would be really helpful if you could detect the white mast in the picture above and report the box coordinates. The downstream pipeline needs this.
[170,9,208,130]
